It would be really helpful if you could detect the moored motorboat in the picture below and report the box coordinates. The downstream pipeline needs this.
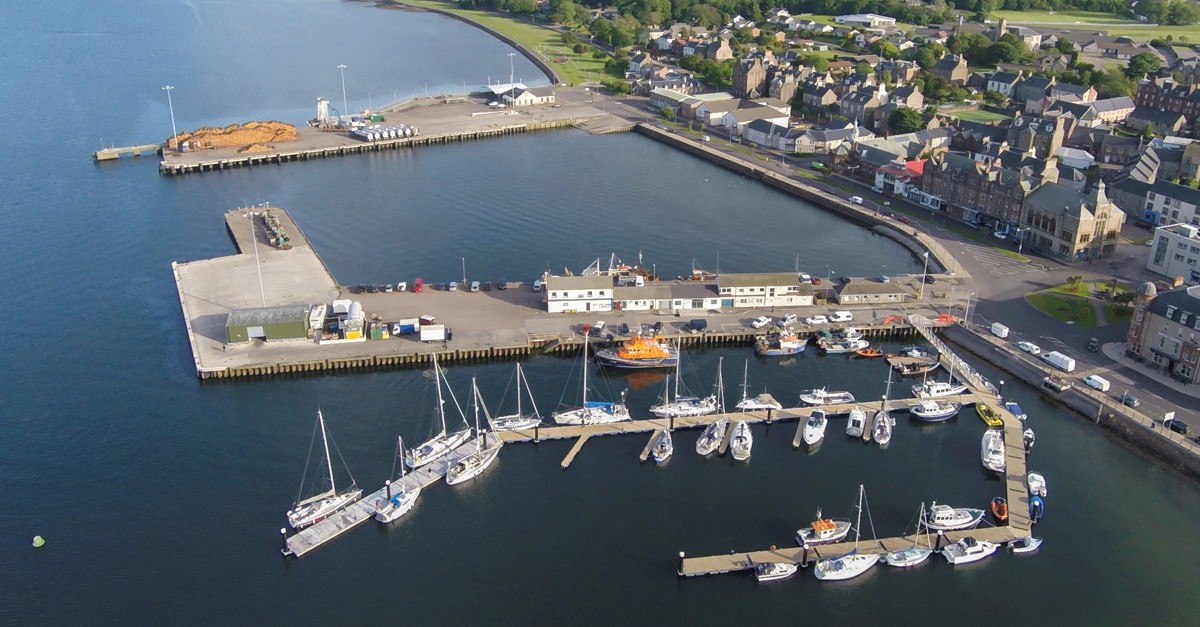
[730,421,753,461]
[911,379,969,398]
[991,497,1008,522]
[908,399,962,422]
[924,502,985,530]
[755,331,806,357]
[1023,428,1036,451]
[1028,472,1047,497]
[1030,495,1045,523]
[1009,537,1043,554]
[893,359,940,376]
[753,561,798,583]
[976,403,1004,429]
[899,345,936,358]
[1004,401,1027,421]
[593,334,677,369]
[800,387,855,406]
[855,347,883,358]
[795,510,852,545]
[820,337,870,354]
[839,327,864,341]
[941,537,999,565]
[845,407,867,438]
[803,409,828,446]
[981,429,1006,474]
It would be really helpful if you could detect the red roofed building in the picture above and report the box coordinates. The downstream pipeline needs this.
[875,158,926,197]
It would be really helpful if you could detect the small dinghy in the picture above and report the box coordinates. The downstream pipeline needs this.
[1029,495,1045,524]
[991,497,1008,522]
[1028,472,1047,497]
[1009,537,1043,554]
[1023,428,1036,451]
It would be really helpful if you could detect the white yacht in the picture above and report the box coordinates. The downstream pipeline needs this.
[753,561,798,583]
[923,502,985,531]
[911,379,968,398]
[845,407,867,438]
[734,360,782,411]
[942,537,1000,565]
[981,429,1006,474]
[696,419,727,456]
[491,363,542,432]
[800,387,856,406]
[872,371,894,446]
[802,410,828,446]
[374,436,421,524]
[406,355,473,469]
[649,354,718,418]
[651,429,674,465]
[908,399,962,422]
[730,421,753,461]
[814,485,878,581]
[446,378,502,486]
[286,409,363,530]
[884,503,933,568]
[553,335,631,425]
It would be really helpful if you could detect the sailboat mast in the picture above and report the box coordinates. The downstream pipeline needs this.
[398,436,406,479]
[581,335,589,407]
[717,357,725,412]
[515,364,523,418]
[673,342,682,401]
[472,376,481,437]
[854,484,864,551]
[318,409,336,491]
[434,356,447,435]
[741,360,750,405]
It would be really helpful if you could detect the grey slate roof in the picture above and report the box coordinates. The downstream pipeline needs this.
[1148,285,1200,322]
[226,304,311,327]
[719,272,802,288]
[1150,179,1200,207]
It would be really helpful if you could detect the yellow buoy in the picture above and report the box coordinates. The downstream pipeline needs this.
[32,535,45,548]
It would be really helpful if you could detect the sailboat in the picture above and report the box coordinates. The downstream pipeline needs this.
[695,358,728,456]
[734,360,782,411]
[446,377,502,485]
[650,346,717,418]
[883,502,934,567]
[814,485,879,581]
[492,363,542,431]
[845,407,867,438]
[872,370,894,446]
[803,409,828,446]
[730,420,753,461]
[651,426,673,464]
[286,409,363,529]
[406,355,473,469]
[374,436,421,523]
[553,335,631,425]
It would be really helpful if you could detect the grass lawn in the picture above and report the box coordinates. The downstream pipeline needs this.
[1045,280,1090,297]
[992,10,1140,25]
[1104,303,1133,325]
[1027,293,1098,328]
[947,109,1012,124]
[1091,280,1128,296]
[393,0,607,86]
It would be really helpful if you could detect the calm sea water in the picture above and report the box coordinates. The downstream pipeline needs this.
[2,1,1199,625]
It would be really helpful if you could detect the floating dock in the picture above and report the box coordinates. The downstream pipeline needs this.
[93,143,161,161]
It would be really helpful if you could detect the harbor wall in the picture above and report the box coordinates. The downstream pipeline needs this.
[942,325,1200,479]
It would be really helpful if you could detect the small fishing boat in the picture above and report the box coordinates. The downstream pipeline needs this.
[893,359,940,376]
[942,537,999,565]
[1004,401,1027,421]
[991,497,1008,522]
[803,409,828,446]
[1023,428,1036,451]
[795,509,852,546]
[755,331,806,357]
[1009,537,1043,554]
[855,347,883,358]
[898,345,936,358]
[981,429,1006,474]
[730,421,753,461]
[845,407,867,438]
[800,387,855,406]
[753,561,798,583]
[820,337,870,354]
[839,327,864,340]
[593,334,677,369]
[1028,472,1047,497]
[976,403,1004,429]
[924,502,985,530]
[695,419,727,456]
[908,399,962,422]
[1030,495,1045,523]
[911,379,968,398]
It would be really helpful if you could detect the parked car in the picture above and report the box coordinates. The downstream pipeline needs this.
[383,283,394,293]
[532,279,542,292]
[618,323,630,335]
[413,278,423,293]
[878,275,890,283]
[750,316,772,329]
[483,281,492,291]
[449,281,459,292]
[871,186,883,193]
[352,284,365,294]
[685,319,708,333]
[848,195,863,204]
[396,281,407,292]
[804,315,829,325]
[470,280,480,292]
[497,279,507,290]
[922,275,936,284]
[1087,337,1100,352]
[366,284,378,293]
[1017,341,1042,356]
[896,214,911,224]
[436,283,448,291]
[1083,374,1110,392]
[1166,419,1190,435]
[778,313,798,327]
[798,272,812,284]
[1120,392,1141,408]
[590,321,606,337]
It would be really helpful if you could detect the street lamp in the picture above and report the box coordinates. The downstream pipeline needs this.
[337,64,348,124]
[508,52,516,106]
[1015,227,1028,256]
[162,85,178,152]
[917,251,930,299]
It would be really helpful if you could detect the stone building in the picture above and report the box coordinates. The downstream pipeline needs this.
[1020,180,1126,260]
[1126,282,1200,384]
[732,56,769,98]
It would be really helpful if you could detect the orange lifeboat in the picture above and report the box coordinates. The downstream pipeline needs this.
[593,335,678,369]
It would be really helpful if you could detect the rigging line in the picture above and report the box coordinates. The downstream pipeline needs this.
[296,411,321,503]
[557,345,582,408]
[863,488,878,543]
[495,365,518,413]
[442,373,470,429]
[327,427,357,487]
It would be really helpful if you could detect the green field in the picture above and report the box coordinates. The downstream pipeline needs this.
[392,0,607,86]
[993,9,1200,40]
[948,109,1012,124]
[1027,293,1098,327]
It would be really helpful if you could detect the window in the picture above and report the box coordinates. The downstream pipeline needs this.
[587,291,593,297]
[1167,305,1177,318]
[1080,234,1091,243]
[1176,254,1185,261]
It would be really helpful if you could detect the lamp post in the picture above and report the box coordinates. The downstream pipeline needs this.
[337,64,348,124]
[964,292,976,327]
[508,52,516,106]
[1015,226,1028,256]
[162,85,178,151]
[917,251,930,299]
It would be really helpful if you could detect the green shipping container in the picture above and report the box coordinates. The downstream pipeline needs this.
[370,114,384,122]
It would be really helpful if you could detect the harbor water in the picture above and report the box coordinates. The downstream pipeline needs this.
[1,1,1199,624]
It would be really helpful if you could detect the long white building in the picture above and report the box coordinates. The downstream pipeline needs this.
[1148,223,1200,285]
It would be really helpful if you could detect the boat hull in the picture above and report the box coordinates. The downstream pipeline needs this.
[942,539,999,564]
[492,414,541,431]
[736,397,782,411]
[884,547,932,568]
[373,486,421,523]
[287,490,363,529]
[1009,537,1043,554]
[405,429,473,469]
[755,344,806,357]
[695,420,727,456]
[795,520,852,545]
[650,397,717,418]
[593,351,677,369]
[754,562,798,582]
[814,554,877,580]
[924,506,985,531]
[553,404,631,425]
[730,422,752,461]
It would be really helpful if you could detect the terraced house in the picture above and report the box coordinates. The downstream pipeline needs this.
[919,152,1057,232]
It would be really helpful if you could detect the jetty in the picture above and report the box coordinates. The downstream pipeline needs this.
[93,143,161,161]
[283,437,494,558]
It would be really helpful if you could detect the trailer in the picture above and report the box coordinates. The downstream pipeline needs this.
[420,324,446,343]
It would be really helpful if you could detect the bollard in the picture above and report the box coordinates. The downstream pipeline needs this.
[678,551,686,575]
[800,543,811,568]
[534,424,540,443]
[280,528,289,553]
[385,479,392,500]
[934,530,944,553]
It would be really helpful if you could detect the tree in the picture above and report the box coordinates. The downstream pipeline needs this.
[803,54,830,73]
[855,61,874,76]
[660,106,675,121]
[1143,122,1156,140]
[1055,37,1075,53]
[984,90,1007,104]
[1094,66,1137,98]
[1127,52,1163,78]
[872,40,900,59]
[889,107,924,134]
[1067,275,1085,293]
[913,47,937,70]
[988,41,1021,64]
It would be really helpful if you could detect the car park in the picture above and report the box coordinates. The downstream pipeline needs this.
[829,311,853,323]
[750,316,772,329]
[804,315,829,325]
[1017,341,1042,356]
[1120,393,1141,407]
[778,313,798,327]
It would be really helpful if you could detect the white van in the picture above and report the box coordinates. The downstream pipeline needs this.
[532,279,542,292]
[1083,374,1111,392]
[848,196,863,204]
[829,311,853,323]
[990,322,1010,339]
[470,280,480,292]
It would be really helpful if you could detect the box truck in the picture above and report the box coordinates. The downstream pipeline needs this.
[420,324,446,342]
[1041,351,1076,372]
[990,322,1010,339]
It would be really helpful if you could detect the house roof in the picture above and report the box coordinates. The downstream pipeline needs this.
[1092,96,1134,113]
[1129,107,1187,126]
[1147,285,1200,322]
[546,275,614,291]
[613,283,717,300]
[839,278,906,296]
[718,272,802,288]
[226,304,311,328]
[1150,180,1200,207]
[989,71,1021,85]
[1025,182,1094,220]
